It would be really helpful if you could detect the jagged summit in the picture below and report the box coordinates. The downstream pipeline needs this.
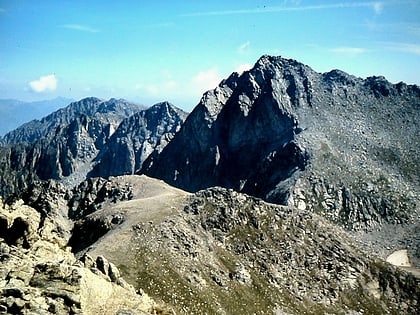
[142,54,420,231]
[1,97,144,145]
[89,102,188,178]
[0,98,187,197]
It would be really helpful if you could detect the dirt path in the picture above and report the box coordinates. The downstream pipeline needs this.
[87,175,189,260]
[386,249,420,278]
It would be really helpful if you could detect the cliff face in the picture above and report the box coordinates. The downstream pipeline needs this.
[89,101,188,178]
[142,55,420,230]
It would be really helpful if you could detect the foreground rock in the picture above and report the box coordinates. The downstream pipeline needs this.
[0,197,171,314]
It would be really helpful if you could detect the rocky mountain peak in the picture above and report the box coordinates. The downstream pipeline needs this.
[142,54,419,231]
[1,97,143,145]
[0,97,161,196]
[89,102,188,178]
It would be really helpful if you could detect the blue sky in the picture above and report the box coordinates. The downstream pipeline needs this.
[0,0,419,111]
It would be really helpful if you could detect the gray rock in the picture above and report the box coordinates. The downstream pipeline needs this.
[0,197,166,315]
[89,101,188,178]
[142,55,419,232]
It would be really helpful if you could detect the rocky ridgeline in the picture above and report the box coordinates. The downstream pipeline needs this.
[1,97,143,145]
[0,98,187,199]
[0,197,170,315]
[2,174,418,314]
[90,182,418,314]
[142,55,420,231]
[89,101,188,178]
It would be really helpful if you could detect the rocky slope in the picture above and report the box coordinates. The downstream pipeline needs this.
[62,175,419,315]
[3,174,417,314]
[0,196,170,315]
[89,101,188,178]
[0,98,186,198]
[142,55,420,231]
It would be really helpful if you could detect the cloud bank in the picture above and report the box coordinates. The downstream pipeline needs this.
[29,74,57,93]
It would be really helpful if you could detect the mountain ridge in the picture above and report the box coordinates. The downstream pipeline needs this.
[141,55,419,231]
[0,98,187,197]
[1,97,144,145]
[0,54,419,314]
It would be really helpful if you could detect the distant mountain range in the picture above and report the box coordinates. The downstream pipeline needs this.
[0,97,187,196]
[0,97,74,136]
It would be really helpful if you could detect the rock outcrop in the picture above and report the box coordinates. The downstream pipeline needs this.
[142,55,420,231]
[0,197,170,315]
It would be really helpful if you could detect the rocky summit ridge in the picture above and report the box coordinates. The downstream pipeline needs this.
[2,175,418,314]
[142,55,419,231]
[0,98,187,198]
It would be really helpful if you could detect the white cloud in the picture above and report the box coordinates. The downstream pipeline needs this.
[135,79,178,96]
[61,24,99,33]
[331,46,367,55]
[387,42,420,55]
[135,83,159,95]
[373,2,383,14]
[192,68,222,92]
[29,74,58,93]
[235,63,252,74]
[238,41,251,54]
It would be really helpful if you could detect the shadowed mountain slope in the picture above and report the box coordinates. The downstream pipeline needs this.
[142,55,420,231]
[89,101,188,178]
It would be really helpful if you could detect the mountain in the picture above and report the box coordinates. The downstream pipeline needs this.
[142,55,420,231]
[1,55,419,314]
[1,97,143,145]
[0,97,73,137]
[89,101,188,178]
[0,97,187,198]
